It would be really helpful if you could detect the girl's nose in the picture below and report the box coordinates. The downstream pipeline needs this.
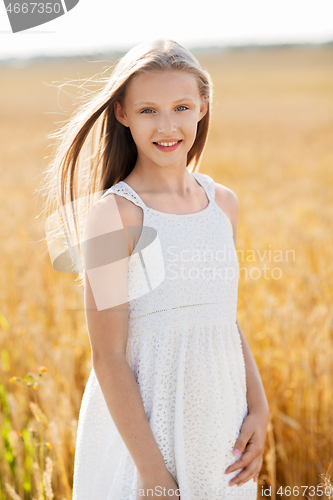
[157,114,177,134]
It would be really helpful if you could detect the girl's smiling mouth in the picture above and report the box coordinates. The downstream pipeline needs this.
[153,140,182,151]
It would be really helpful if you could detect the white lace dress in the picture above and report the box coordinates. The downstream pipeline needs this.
[72,172,258,500]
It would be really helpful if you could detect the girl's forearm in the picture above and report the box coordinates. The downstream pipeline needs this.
[92,352,166,477]
[236,320,270,416]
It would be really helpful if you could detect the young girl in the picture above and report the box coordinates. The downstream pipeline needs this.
[43,38,270,499]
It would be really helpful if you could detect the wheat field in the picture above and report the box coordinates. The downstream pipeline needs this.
[0,46,332,499]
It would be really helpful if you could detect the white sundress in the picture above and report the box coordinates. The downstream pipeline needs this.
[72,171,258,500]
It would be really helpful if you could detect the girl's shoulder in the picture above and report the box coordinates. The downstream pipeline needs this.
[213,181,239,245]
[193,171,237,210]
[88,188,143,256]
[214,182,238,212]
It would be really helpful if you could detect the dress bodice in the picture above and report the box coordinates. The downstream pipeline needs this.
[101,172,239,338]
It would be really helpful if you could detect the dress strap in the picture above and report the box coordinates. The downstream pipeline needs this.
[192,172,216,202]
[101,181,147,210]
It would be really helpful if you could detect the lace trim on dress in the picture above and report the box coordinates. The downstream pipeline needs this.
[130,300,235,319]
[102,183,147,210]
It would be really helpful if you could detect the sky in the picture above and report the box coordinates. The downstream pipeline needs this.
[0,0,332,60]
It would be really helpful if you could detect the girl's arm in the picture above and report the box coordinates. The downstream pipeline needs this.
[215,183,269,415]
[83,195,167,478]
[236,320,270,415]
[215,183,269,485]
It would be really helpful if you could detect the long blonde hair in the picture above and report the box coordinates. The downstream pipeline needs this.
[37,38,214,288]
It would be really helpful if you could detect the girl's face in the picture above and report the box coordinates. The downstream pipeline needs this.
[114,70,208,170]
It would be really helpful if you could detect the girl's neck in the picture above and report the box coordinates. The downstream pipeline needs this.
[123,165,195,197]
[122,168,209,216]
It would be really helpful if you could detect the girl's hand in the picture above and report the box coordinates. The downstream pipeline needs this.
[137,468,180,499]
[224,408,270,486]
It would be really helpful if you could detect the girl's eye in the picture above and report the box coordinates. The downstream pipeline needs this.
[140,105,189,114]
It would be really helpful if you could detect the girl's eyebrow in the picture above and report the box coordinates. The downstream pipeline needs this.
[134,97,195,107]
